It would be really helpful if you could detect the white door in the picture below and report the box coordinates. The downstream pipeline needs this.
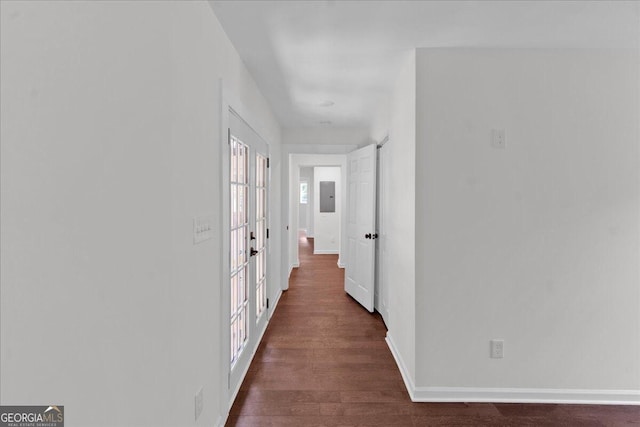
[345,144,377,312]
[228,111,269,395]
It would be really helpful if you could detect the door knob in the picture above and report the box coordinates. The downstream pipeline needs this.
[250,247,258,257]
[365,233,371,239]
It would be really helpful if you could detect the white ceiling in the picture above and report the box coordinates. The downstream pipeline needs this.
[211,0,639,130]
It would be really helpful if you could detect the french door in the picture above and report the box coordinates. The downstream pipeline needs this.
[228,110,268,395]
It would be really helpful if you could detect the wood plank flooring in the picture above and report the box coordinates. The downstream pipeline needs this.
[227,233,639,426]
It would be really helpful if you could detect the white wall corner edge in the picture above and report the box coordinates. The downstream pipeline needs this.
[337,259,345,268]
[385,334,640,406]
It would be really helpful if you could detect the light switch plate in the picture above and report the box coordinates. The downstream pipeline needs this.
[491,129,506,149]
[193,214,214,244]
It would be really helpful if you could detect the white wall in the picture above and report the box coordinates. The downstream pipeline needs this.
[0,2,281,426]
[313,167,341,254]
[414,49,639,400]
[368,51,417,385]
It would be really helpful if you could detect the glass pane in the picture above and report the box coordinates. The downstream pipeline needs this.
[245,186,250,224]
[231,185,237,228]
[231,273,237,314]
[230,229,237,271]
[238,226,246,265]
[238,266,244,305]
[242,304,248,343]
[238,185,244,226]
[243,265,248,303]
[237,144,244,182]
[231,139,237,183]
[229,322,236,363]
[244,146,249,184]
[238,309,244,350]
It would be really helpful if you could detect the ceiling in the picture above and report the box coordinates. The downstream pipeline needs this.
[211,1,639,130]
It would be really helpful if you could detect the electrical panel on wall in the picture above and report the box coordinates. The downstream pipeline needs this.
[319,181,336,213]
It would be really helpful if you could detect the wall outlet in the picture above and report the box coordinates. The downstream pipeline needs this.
[491,129,506,149]
[195,386,203,421]
[490,339,504,359]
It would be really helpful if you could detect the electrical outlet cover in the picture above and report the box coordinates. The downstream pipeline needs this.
[490,339,504,359]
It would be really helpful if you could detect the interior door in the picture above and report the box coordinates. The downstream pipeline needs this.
[345,144,377,312]
[228,110,269,396]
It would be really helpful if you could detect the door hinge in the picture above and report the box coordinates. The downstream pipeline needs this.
[267,228,269,239]
[267,298,269,309]
[227,128,230,144]
[267,157,270,168]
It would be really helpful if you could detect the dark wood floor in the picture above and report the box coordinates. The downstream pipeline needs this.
[226,233,639,426]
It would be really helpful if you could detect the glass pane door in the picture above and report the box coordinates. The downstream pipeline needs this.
[230,136,249,367]
[255,154,267,319]
[227,109,269,400]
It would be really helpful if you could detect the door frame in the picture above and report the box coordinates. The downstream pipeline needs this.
[287,154,348,280]
[219,81,273,413]
[375,137,390,324]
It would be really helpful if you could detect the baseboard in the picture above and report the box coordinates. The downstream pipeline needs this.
[385,333,416,397]
[337,258,345,268]
[385,333,640,405]
[313,249,339,255]
[288,262,299,278]
[269,289,283,320]
[410,387,640,405]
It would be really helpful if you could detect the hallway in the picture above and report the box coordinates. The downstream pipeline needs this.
[226,234,639,426]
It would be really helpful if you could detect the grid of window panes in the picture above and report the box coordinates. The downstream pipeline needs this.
[255,154,267,319]
[230,136,249,366]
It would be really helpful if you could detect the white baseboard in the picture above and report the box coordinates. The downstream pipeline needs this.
[385,332,416,396]
[337,259,345,268]
[385,333,640,405]
[288,262,299,278]
[269,289,283,320]
[313,249,339,255]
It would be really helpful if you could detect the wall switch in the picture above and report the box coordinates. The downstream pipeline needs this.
[195,386,203,421]
[491,129,506,149]
[193,214,215,244]
[490,339,504,358]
